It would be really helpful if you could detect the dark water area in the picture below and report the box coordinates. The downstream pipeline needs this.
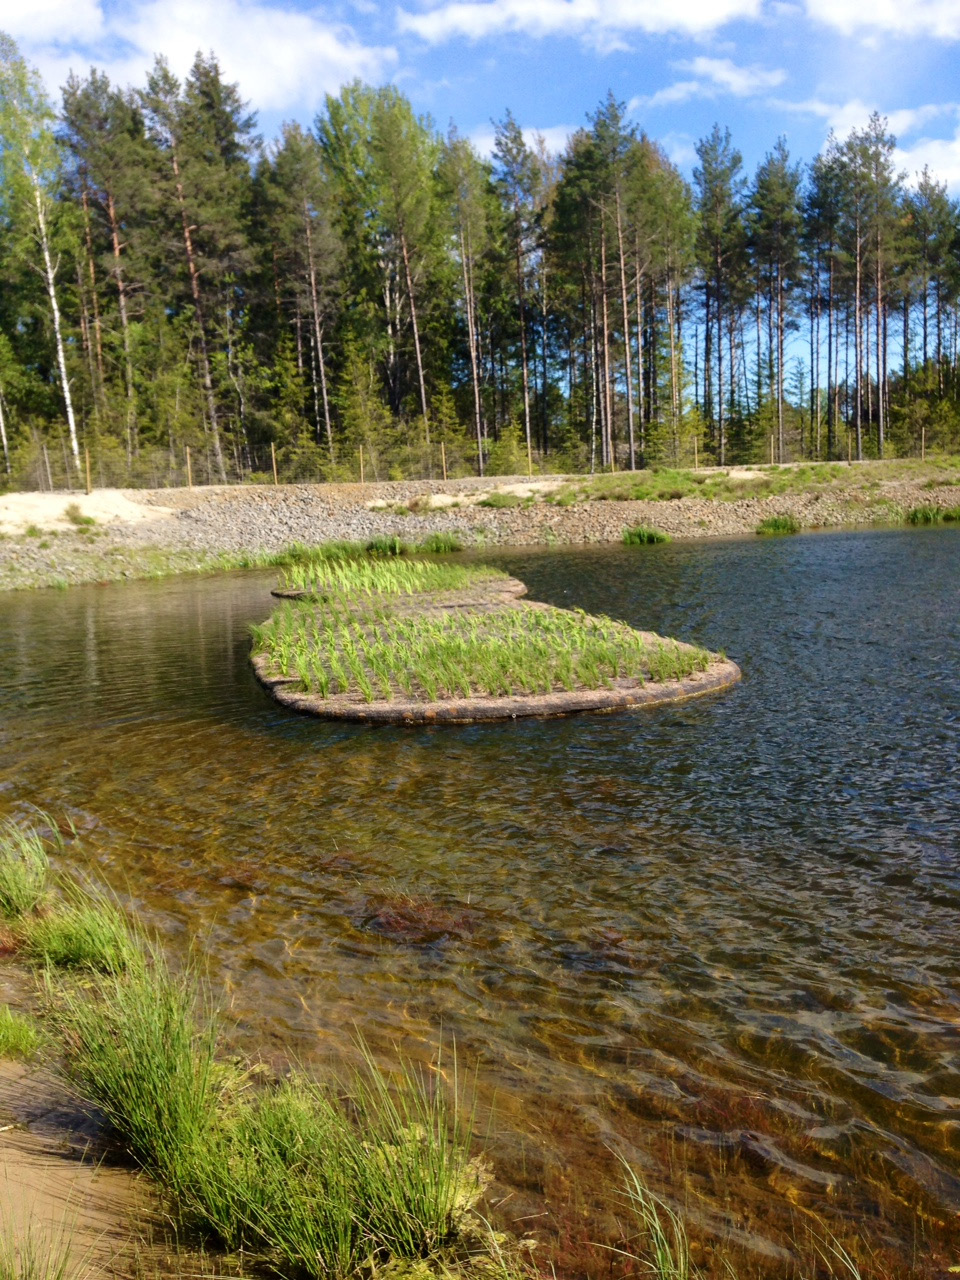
[2,528,959,1276]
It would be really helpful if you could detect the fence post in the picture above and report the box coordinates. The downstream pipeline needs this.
[271,441,279,485]
[85,448,92,496]
[359,444,364,484]
[921,425,926,461]
[186,445,193,489]
[770,434,774,465]
[440,440,447,481]
[693,436,698,472]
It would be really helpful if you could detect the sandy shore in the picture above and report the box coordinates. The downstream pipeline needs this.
[1,464,958,592]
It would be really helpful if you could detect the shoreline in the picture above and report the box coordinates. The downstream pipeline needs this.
[2,461,959,592]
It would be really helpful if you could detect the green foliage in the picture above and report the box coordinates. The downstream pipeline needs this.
[0,1223,72,1280]
[756,513,801,534]
[0,1005,40,1059]
[485,426,527,477]
[0,820,51,918]
[622,525,672,545]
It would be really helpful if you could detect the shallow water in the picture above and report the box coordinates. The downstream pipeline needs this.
[2,528,959,1275]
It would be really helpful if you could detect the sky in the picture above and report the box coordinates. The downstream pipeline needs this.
[3,0,960,189]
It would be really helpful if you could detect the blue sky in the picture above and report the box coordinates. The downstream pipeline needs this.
[4,0,960,187]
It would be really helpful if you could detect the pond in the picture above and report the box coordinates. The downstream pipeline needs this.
[2,527,959,1276]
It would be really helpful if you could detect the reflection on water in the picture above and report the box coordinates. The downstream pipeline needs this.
[2,529,959,1276]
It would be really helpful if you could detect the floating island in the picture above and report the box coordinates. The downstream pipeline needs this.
[251,555,740,724]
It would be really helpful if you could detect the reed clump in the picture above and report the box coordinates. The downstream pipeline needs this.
[252,601,710,703]
[756,514,800,535]
[623,525,672,546]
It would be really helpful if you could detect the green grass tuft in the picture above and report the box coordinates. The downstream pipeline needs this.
[22,891,142,974]
[0,1005,41,1060]
[63,502,95,528]
[0,1223,73,1280]
[477,492,522,508]
[907,504,960,525]
[756,513,800,535]
[366,535,411,557]
[277,557,504,602]
[418,531,463,554]
[50,944,223,1190]
[622,525,672,546]
[0,821,51,919]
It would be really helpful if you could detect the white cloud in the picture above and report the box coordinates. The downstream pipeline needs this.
[398,0,763,46]
[630,56,785,110]
[5,0,396,114]
[805,0,960,39]
[774,95,957,140]
[896,128,960,189]
[0,0,104,44]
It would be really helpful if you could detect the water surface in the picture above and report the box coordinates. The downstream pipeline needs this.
[2,528,959,1276]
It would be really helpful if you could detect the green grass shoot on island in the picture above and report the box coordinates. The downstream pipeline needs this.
[756,513,801,535]
[0,1005,40,1059]
[622,525,672,546]
[277,556,504,602]
[252,600,711,703]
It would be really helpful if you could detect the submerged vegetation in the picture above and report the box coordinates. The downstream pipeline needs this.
[252,597,710,702]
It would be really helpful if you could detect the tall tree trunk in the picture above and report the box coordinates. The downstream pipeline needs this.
[398,228,429,440]
[303,204,334,461]
[34,182,80,472]
[875,232,884,458]
[0,386,10,474]
[600,212,613,468]
[171,149,227,483]
[459,225,484,476]
[106,192,137,459]
[615,190,635,470]
[854,215,863,461]
[80,189,106,414]
[777,257,785,462]
[513,205,532,471]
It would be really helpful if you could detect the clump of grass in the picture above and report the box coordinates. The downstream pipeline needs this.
[477,491,522,508]
[418,532,463,554]
[0,820,51,919]
[51,945,223,1190]
[0,1005,41,1059]
[907,504,960,524]
[63,503,95,528]
[182,1060,483,1276]
[622,525,672,546]
[22,890,141,974]
[366,534,411,557]
[24,524,44,538]
[253,601,711,703]
[756,513,800,535]
[278,557,504,602]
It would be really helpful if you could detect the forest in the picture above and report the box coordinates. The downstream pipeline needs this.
[0,32,959,489]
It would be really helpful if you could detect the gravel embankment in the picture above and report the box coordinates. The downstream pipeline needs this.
[1,472,958,592]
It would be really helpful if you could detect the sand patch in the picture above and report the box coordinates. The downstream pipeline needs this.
[0,492,175,535]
